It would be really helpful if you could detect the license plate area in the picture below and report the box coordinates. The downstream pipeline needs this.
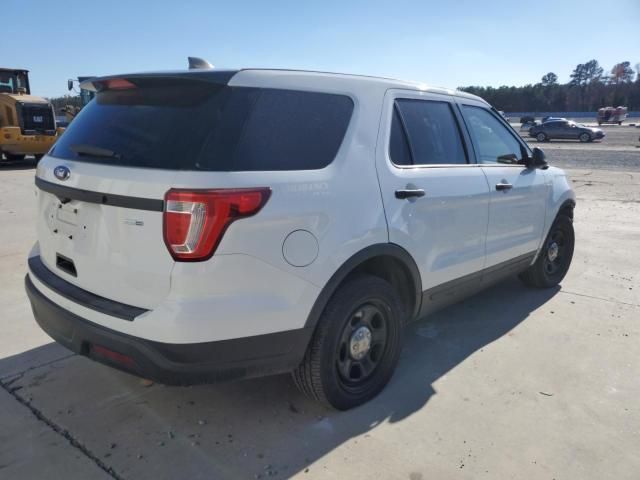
[56,203,79,227]
[46,200,89,240]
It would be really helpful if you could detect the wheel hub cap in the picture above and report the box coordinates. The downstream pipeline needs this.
[547,242,559,262]
[349,326,372,360]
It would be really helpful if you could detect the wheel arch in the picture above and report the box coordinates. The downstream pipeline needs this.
[557,198,576,220]
[304,243,422,331]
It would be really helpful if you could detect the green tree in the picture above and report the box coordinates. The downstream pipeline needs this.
[583,60,603,83]
[611,61,635,84]
[541,72,558,86]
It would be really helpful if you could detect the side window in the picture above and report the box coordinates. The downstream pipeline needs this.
[462,105,524,164]
[389,106,412,166]
[390,99,467,166]
[233,89,354,171]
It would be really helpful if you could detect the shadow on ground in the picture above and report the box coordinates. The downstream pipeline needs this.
[0,158,37,171]
[1,278,559,479]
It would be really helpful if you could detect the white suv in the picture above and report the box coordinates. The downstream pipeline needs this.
[25,67,575,410]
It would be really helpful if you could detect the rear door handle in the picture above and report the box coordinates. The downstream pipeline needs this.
[495,183,513,191]
[395,189,426,199]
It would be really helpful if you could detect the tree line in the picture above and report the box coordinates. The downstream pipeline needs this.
[49,95,82,113]
[459,60,640,113]
[47,59,640,115]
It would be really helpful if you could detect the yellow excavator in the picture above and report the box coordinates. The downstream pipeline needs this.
[0,68,63,162]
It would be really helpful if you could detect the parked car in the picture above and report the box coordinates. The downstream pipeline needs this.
[520,120,540,132]
[25,66,576,410]
[530,119,605,142]
[597,106,627,125]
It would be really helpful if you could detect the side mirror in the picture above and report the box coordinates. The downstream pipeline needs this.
[527,147,548,169]
[67,79,74,91]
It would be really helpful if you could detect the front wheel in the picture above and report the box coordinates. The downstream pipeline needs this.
[579,132,591,143]
[536,132,548,142]
[520,215,575,288]
[292,275,405,410]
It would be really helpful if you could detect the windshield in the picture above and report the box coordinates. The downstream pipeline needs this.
[0,71,29,94]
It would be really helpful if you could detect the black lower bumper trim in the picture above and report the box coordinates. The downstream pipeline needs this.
[28,255,147,321]
[25,274,312,384]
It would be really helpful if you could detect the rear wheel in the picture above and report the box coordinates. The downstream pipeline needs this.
[520,215,574,288]
[579,132,591,143]
[4,153,26,161]
[536,132,547,142]
[292,275,404,410]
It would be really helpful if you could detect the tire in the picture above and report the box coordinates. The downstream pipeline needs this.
[4,153,26,161]
[519,215,574,288]
[579,132,591,143]
[618,121,622,126]
[292,275,405,410]
[536,132,547,142]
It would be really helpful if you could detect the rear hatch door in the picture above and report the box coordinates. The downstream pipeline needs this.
[35,73,234,309]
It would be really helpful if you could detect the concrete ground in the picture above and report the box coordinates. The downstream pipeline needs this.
[1,143,639,479]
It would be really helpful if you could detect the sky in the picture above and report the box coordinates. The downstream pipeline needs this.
[4,0,639,98]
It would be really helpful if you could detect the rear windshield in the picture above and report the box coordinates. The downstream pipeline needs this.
[51,80,354,171]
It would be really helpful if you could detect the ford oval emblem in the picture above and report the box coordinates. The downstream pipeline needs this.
[54,166,70,181]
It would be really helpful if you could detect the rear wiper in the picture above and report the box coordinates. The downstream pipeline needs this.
[70,144,122,160]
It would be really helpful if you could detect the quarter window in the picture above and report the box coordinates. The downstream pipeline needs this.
[390,99,467,166]
[462,106,525,164]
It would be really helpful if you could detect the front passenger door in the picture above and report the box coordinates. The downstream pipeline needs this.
[459,102,548,269]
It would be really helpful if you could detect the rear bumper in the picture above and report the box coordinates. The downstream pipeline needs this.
[25,274,312,384]
[0,127,62,155]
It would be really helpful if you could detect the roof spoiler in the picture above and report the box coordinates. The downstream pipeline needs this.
[188,57,214,70]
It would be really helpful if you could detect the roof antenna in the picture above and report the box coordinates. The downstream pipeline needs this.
[188,57,214,70]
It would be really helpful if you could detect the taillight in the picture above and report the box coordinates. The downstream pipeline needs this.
[163,188,271,261]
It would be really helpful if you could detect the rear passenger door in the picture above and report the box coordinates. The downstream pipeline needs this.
[457,101,547,269]
[375,90,490,296]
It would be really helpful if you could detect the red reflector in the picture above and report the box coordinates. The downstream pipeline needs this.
[96,78,136,91]
[92,345,135,368]
[163,188,271,262]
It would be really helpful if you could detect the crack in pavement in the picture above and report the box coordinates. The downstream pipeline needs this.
[0,360,124,480]
[0,353,76,383]
[560,289,639,308]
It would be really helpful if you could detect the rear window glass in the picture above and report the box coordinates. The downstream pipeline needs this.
[51,82,354,171]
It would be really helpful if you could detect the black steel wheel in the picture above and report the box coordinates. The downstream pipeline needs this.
[293,275,404,410]
[520,214,575,288]
[336,301,389,387]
